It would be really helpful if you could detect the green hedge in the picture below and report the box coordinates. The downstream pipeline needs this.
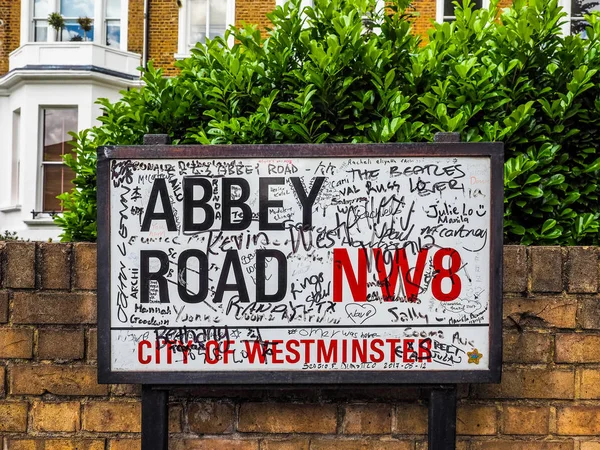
[56,0,600,244]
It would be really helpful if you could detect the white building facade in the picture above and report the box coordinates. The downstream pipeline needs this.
[0,0,140,240]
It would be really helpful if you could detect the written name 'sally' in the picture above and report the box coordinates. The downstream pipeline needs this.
[97,143,503,385]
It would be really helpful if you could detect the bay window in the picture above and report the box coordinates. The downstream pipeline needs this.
[30,0,126,49]
[61,0,95,41]
[40,108,77,213]
[106,0,122,47]
[33,0,49,41]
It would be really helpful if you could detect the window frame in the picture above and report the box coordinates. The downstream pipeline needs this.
[32,0,50,42]
[275,1,386,13]
[436,0,490,23]
[105,0,122,48]
[38,106,78,214]
[11,110,22,208]
[176,0,236,58]
[28,0,128,50]
[561,0,600,36]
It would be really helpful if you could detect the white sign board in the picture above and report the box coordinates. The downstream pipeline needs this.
[98,144,503,384]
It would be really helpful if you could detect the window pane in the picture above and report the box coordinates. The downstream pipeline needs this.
[571,19,590,36]
[60,0,94,17]
[34,0,50,17]
[43,165,75,212]
[189,0,207,45]
[107,0,121,18]
[63,20,94,41]
[43,109,77,162]
[34,20,48,42]
[444,0,455,15]
[443,0,482,17]
[106,20,121,46]
[572,0,600,18]
[209,0,228,39]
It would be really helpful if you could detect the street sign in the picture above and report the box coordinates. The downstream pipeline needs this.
[97,142,503,384]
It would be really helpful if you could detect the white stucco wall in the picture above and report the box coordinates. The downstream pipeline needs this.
[0,78,134,241]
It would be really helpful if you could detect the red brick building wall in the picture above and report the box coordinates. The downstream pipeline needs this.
[409,0,437,41]
[128,0,145,56]
[237,0,276,32]
[148,0,180,75]
[0,242,599,449]
[0,0,21,76]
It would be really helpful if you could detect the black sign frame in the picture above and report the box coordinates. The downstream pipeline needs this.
[97,142,504,386]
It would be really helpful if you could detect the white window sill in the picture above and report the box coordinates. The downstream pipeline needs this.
[174,53,192,60]
[0,205,22,212]
[24,218,59,226]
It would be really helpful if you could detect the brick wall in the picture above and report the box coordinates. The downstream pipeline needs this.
[147,0,181,76]
[407,0,436,42]
[142,0,435,75]
[1,242,599,449]
[237,0,276,33]
[0,0,21,76]
[128,0,145,56]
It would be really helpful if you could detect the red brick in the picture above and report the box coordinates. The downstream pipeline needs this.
[238,403,337,433]
[147,0,179,76]
[128,0,144,54]
[12,291,96,324]
[0,290,8,323]
[188,401,234,434]
[503,405,550,435]
[83,401,141,432]
[0,402,28,431]
[72,243,97,290]
[530,247,564,292]
[473,368,575,399]
[504,297,577,328]
[343,404,393,434]
[10,364,108,395]
[170,441,259,450]
[38,329,84,360]
[0,0,22,75]
[557,406,600,435]
[39,243,71,290]
[566,247,599,293]
[0,328,33,358]
[31,401,80,432]
[4,242,36,288]
[503,246,528,293]
[555,334,600,363]
[503,332,552,363]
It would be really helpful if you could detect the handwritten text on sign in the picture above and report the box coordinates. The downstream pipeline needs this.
[110,156,491,372]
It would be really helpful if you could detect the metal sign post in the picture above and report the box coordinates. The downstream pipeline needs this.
[97,135,503,450]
